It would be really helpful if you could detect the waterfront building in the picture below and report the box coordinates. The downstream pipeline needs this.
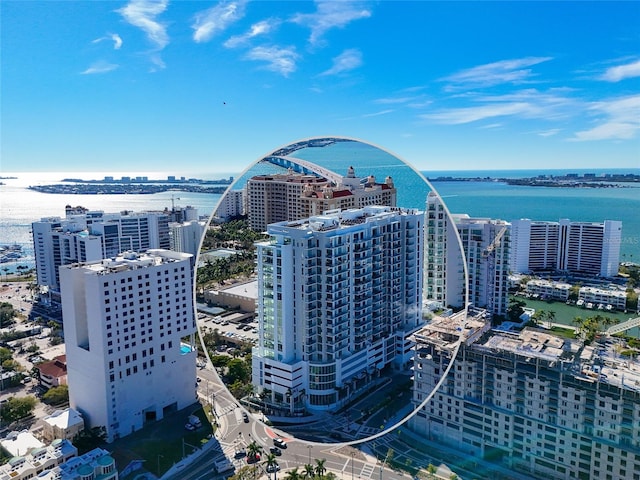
[525,279,572,302]
[169,220,206,256]
[252,205,423,412]
[410,311,640,480]
[510,219,622,277]
[0,438,77,480]
[578,286,628,311]
[59,250,197,443]
[246,167,396,232]
[32,208,178,293]
[425,193,510,317]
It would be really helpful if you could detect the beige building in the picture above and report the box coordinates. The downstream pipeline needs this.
[38,408,85,443]
[246,167,396,231]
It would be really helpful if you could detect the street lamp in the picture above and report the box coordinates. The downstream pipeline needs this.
[307,445,312,465]
[350,451,355,480]
[157,454,164,474]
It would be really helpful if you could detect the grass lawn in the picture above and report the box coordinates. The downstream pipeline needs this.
[109,403,215,478]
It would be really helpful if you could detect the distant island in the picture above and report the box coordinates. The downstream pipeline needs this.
[429,172,640,188]
[28,175,234,195]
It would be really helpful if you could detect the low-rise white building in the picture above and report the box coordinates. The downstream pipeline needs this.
[0,438,77,480]
[525,279,572,301]
[578,286,627,311]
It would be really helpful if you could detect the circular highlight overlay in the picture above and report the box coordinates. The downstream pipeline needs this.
[197,136,468,447]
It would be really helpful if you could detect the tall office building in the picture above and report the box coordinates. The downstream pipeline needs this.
[410,311,640,480]
[32,209,176,292]
[510,219,622,277]
[425,193,510,316]
[246,167,397,232]
[252,206,423,412]
[59,250,197,443]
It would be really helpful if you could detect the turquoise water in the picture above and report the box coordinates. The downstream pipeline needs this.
[1,161,638,273]
[180,344,192,355]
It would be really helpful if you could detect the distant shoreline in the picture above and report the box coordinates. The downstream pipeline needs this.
[429,173,640,188]
[28,183,230,195]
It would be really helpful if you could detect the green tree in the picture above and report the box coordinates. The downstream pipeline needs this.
[314,458,327,478]
[246,440,262,462]
[0,396,37,423]
[0,302,16,328]
[303,463,315,478]
[507,298,526,322]
[264,453,279,480]
[0,347,12,364]
[427,463,437,478]
[227,358,250,384]
[42,385,69,405]
[285,467,302,480]
[210,355,231,368]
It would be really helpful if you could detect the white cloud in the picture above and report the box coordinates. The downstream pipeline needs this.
[600,59,640,82]
[244,46,299,77]
[81,61,119,75]
[424,102,534,124]
[422,89,575,125]
[224,19,278,48]
[291,0,371,46]
[92,33,123,50]
[362,109,393,118]
[111,34,123,50]
[193,0,247,43]
[117,0,169,50]
[442,57,553,90]
[572,95,640,141]
[537,129,561,137]
[319,48,362,76]
[375,96,421,105]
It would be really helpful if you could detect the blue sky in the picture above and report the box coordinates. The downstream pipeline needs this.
[1,0,639,174]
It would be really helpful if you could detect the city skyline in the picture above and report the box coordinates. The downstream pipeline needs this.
[2,1,639,175]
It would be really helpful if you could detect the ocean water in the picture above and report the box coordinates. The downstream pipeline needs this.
[1,166,639,273]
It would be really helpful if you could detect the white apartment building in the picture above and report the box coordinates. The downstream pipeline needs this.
[59,250,197,443]
[169,220,206,256]
[0,438,77,480]
[214,189,245,220]
[33,209,175,292]
[252,206,424,412]
[246,167,397,232]
[578,286,628,311]
[525,279,572,301]
[39,447,118,480]
[425,193,510,317]
[410,313,640,480]
[510,219,622,277]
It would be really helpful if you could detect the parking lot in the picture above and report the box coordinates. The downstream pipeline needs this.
[197,311,259,350]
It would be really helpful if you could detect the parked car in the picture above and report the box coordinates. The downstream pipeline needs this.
[185,423,195,431]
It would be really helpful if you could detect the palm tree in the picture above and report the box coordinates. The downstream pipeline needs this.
[303,463,315,478]
[285,467,302,480]
[545,310,556,329]
[247,440,263,462]
[264,453,279,480]
[314,458,326,479]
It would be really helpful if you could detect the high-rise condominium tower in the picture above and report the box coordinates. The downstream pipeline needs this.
[60,249,197,442]
[252,205,423,412]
